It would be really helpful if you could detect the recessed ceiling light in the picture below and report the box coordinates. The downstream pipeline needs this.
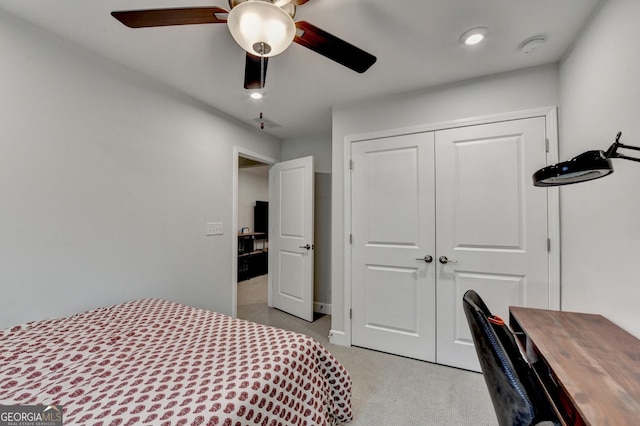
[460,27,489,46]
[250,92,263,100]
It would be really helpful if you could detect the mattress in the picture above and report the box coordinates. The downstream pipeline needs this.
[0,298,352,425]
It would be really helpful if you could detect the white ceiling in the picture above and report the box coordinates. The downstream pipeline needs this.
[0,0,601,139]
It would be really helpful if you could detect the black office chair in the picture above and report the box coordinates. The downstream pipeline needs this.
[463,290,559,426]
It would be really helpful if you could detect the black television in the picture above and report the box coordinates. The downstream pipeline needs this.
[254,201,268,239]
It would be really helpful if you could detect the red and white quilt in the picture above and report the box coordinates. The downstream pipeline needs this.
[0,299,352,425]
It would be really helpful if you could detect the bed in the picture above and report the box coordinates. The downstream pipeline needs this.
[0,298,352,425]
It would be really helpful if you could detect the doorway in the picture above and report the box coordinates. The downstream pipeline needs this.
[232,148,318,323]
[232,148,276,319]
[237,157,269,318]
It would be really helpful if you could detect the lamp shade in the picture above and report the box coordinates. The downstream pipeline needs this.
[532,150,613,187]
[227,1,296,57]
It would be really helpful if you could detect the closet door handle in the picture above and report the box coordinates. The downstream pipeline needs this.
[299,244,311,250]
[415,255,433,263]
[439,256,458,264]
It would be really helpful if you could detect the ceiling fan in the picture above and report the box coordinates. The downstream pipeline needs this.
[111,0,377,90]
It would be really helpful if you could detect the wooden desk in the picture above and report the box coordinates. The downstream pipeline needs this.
[509,307,640,425]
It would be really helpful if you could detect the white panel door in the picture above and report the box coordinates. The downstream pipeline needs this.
[351,133,437,361]
[435,117,549,371]
[269,156,315,322]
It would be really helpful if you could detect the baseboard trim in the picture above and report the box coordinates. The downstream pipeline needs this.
[329,329,349,346]
[314,302,331,315]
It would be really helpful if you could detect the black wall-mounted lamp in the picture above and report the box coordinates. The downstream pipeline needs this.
[533,132,640,186]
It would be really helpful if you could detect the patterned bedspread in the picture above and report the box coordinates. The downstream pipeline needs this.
[0,299,352,425]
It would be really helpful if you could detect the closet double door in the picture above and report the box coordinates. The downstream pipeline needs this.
[350,117,550,371]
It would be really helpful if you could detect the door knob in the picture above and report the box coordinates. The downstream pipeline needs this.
[439,256,458,264]
[299,244,311,250]
[415,255,433,263]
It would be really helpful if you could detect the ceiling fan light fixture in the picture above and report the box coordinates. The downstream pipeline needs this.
[250,91,263,100]
[227,1,296,57]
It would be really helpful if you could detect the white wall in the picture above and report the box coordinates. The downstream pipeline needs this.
[313,173,332,309]
[238,167,269,234]
[331,65,560,339]
[0,11,280,328]
[281,131,332,173]
[559,0,640,337]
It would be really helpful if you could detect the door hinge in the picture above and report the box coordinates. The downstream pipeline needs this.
[350,309,352,319]
[545,138,549,153]
[349,159,354,170]
[547,238,551,252]
[349,234,353,245]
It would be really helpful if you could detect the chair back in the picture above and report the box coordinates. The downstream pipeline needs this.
[463,290,558,426]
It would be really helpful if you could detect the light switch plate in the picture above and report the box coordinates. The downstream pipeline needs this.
[207,222,223,236]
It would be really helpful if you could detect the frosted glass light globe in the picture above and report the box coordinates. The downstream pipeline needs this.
[227,1,296,57]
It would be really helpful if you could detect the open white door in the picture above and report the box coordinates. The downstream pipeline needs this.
[269,156,315,322]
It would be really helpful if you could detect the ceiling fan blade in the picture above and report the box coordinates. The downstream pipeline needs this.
[111,7,228,28]
[244,53,269,89]
[294,21,376,73]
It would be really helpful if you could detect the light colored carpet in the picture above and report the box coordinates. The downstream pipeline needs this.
[237,275,498,426]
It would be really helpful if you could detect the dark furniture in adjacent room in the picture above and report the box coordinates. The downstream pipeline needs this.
[238,231,267,281]
[254,200,268,238]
